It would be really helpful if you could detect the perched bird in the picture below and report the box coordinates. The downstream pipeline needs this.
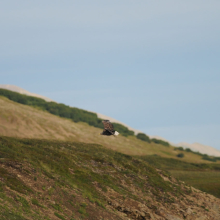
[100,120,119,136]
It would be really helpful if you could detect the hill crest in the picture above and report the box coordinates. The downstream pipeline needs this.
[0,84,54,102]
[1,84,220,157]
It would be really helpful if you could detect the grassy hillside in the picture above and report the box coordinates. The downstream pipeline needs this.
[0,136,220,220]
[0,88,171,144]
[170,170,220,199]
[1,95,220,206]
[0,95,218,164]
[0,89,134,137]
[138,155,220,198]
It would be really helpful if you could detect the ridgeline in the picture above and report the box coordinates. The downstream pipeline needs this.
[0,88,169,146]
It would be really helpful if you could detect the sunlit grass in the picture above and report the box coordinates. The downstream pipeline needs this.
[1,95,220,165]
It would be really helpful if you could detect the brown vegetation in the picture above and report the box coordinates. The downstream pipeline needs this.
[0,96,218,164]
[0,136,220,220]
[1,96,220,219]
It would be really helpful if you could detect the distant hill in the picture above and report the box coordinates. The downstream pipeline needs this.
[1,94,219,164]
[150,136,220,157]
[1,89,220,206]
[178,142,220,157]
[0,85,141,134]
[0,84,54,102]
[1,84,220,157]
[0,95,180,158]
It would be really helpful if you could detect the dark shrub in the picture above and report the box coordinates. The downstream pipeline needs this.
[151,138,170,147]
[176,147,184,151]
[0,89,135,137]
[136,133,151,143]
[177,153,184,158]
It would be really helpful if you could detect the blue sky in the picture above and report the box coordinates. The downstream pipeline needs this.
[1,1,220,149]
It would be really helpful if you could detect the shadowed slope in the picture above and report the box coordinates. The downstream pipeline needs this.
[0,136,220,220]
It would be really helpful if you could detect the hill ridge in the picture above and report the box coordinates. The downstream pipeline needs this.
[1,84,220,157]
[0,84,54,102]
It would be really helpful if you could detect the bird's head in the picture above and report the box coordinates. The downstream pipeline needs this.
[114,131,119,136]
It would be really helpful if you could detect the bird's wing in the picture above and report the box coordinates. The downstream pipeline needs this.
[102,120,115,134]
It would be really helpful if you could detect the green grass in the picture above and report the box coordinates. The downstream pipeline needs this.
[137,155,220,198]
[170,170,220,198]
[31,198,45,208]
[0,166,32,194]
[0,135,220,219]
[0,211,27,220]
[52,203,63,212]
[2,94,219,165]
[138,155,220,171]
[0,136,186,203]
[54,212,66,220]
[78,206,87,215]
[15,195,30,210]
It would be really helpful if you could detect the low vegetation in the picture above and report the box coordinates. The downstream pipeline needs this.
[177,153,184,158]
[138,154,220,198]
[0,89,134,137]
[170,170,220,199]
[136,133,151,143]
[151,138,170,147]
[1,88,171,145]
[175,146,220,162]
[0,95,189,159]
[136,134,170,147]
[1,90,220,219]
[138,155,220,171]
[1,136,218,219]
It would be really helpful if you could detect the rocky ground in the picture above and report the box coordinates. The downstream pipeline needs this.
[1,159,220,219]
[0,137,220,220]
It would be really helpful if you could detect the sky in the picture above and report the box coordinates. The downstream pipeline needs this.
[1,1,220,149]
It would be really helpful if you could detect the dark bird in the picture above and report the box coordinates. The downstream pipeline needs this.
[100,120,119,136]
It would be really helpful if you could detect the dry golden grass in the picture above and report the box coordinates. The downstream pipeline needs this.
[0,96,218,164]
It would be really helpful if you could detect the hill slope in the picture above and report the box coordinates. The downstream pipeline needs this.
[0,95,215,164]
[1,95,220,200]
[1,84,220,157]
[0,136,220,220]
